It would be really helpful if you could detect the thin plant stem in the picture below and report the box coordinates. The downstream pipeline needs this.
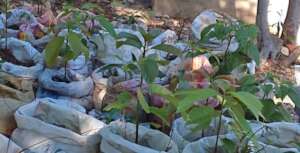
[223,35,233,66]
[135,42,147,144]
[214,94,225,153]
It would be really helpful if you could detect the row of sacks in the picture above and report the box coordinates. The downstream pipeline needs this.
[0,8,55,48]
[2,97,299,153]
[171,116,300,153]
[0,37,97,143]
[0,36,95,108]
[0,98,179,153]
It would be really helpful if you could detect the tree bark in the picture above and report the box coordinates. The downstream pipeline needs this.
[282,0,300,65]
[256,0,280,62]
[282,46,300,66]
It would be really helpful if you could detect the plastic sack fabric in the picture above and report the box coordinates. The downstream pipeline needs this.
[171,116,232,152]
[94,29,142,65]
[7,8,38,27]
[182,134,300,153]
[91,68,110,111]
[39,69,94,98]
[0,72,34,135]
[100,121,179,153]
[0,72,34,101]
[0,15,4,31]
[0,134,22,153]
[254,122,300,149]
[12,98,106,153]
[0,37,43,79]
[180,121,300,153]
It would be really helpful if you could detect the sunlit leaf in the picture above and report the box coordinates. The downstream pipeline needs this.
[139,57,158,83]
[45,36,64,67]
[117,32,143,49]
[137,88,150,113]
[151,44,182,56]
[149,106,169,126]
[68,31,89,59]
[184,106,217,130]
[230,92,263,119]
[149,84,172,96]
[97,15,117,38]
[176,89,218,112]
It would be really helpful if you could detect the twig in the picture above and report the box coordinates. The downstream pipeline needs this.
[213,94,225,153]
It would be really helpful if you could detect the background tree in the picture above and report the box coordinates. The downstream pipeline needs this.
[281,0,300,66]
[256,0,282,62]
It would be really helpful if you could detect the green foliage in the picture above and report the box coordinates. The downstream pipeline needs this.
[139,57,158,83]
[222,138,236,153]
[230,92,263,119]
[45,37,64,67]
[117,32,143,48]
[97,15,117,38]
[238,75,259,94]
[57,1,116,35]
[176,88,218,112]
[151,44,182,56]
[68,31,89,59]
[200,21,260,74]
[261,99,292,122]
[149,106,170,126]
[44,31,89,68]
[237,73,295,123]
[45,2,117,68]
[137,88,150,113]
[104,91,132,111]
[183,106,218,130]
[275,82,300,108]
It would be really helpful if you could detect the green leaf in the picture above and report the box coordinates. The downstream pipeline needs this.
[260,84,273,95]
[213,79,232,92]
[222,138,236,153]
[63,50,76,63]
[104,101,128,111]
[149,84,172,96]
[184,106,217,130]
[239,75,259,94]
[117,32,143,49]
[149,106,170,126]
[176,89,218,113]
[226,98,252,135]
[122,63,139,73]
[230,92,263,119]
[137,88,150,113]
[151,44,182,56]
[45,36,64,67]
[139,27,154,42]
[156,60,170,66]
[219,52,249,74]
[97,15,117,38]
[175,88,218,96]
[104,91,131,111]
[139,57,158,83]
[262,99,292,122]
[97,64,123,73]
[200,24,215,40]
[275,85,289,100]
[242,44,260,65]
[68,31,89,59]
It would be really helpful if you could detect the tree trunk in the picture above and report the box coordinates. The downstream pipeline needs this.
[282,46,300,66]
[282,0,300,65]
[256,0,280,62]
